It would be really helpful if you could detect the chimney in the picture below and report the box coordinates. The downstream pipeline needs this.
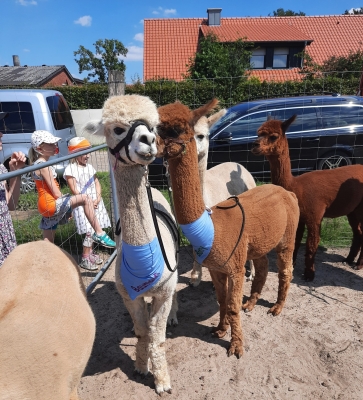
[13,55,20,66]
[207,8,222,26]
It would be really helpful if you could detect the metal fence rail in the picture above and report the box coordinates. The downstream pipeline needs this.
[0,145,118,293]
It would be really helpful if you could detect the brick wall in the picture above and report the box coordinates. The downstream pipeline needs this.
[43,71,76,87]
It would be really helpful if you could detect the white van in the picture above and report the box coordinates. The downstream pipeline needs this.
[0,89,76,192]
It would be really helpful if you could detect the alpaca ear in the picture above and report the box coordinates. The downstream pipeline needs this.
[281,115,297,133]
[81,119,105,137]
[207,108,226,129]
[191,98,219,127]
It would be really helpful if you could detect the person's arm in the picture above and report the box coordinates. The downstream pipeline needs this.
[39,166,62,199]
[93,175,102,208]
[5,151,26,211]
[65,175,80,195]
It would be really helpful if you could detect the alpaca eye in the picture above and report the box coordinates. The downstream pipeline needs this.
[270,135,278,142]
[197,135,205,140]
[114,127,125,135]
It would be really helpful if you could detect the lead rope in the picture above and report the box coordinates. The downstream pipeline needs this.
[144,167,179,273]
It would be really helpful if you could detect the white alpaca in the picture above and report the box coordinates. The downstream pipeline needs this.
[188,110,256,286]
[0,241,95,400]
[82,94,178,394]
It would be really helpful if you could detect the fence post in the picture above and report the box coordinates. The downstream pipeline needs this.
[108,70,125,97]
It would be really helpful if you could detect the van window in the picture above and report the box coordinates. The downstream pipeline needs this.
[272,107,318,132]
[321,105,363,128]
[46,94,73,130]
[0,101,36,134]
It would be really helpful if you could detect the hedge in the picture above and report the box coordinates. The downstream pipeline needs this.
[42,74,361,110]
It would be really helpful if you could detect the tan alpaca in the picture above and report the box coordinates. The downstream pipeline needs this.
[0,241,95,400]
[190,110,256,286]
[253,115,363,280]
[82,94,178,394]
[157,99,300,358]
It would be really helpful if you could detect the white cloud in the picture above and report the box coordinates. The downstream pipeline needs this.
[23,49,30,52]
[119,46,143,61]
[140,19,144,24]
[74,15,92,27]
[17,0,37,5]
[134,33,144,42]
[164,9,176,16]
[152,7,177,17]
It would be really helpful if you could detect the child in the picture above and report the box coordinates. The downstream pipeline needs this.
[29,130,115,270]
[0,112,27,266]
[64,137,112,271]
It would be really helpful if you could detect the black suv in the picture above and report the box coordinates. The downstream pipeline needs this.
[207,94,363,180]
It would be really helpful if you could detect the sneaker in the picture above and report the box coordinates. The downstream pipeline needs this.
[89,252,103,265]
[79,256,98,271]
[92,232,116,248]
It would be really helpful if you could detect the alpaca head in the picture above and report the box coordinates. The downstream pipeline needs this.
[157,98,219,159]
[194,108,226,161]
[252,115,296,157]
[82,94,159,166]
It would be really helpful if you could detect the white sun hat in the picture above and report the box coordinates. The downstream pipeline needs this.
[31,130,61,150]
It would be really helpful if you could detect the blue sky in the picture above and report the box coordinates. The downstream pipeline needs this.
[0,0,359,83]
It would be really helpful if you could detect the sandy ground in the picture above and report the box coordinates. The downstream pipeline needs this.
[78,244,363,400]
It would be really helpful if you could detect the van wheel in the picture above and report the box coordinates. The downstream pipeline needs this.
[317,151,352,170]
[5,158,36,193]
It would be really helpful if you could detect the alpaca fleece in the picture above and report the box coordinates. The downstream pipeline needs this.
[157,99,300,358]
[0,241,95,400]
[254,115,363,281]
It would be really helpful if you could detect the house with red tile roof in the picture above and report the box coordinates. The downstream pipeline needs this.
[144,9,363,82]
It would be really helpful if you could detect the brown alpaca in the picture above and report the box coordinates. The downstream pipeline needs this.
[253,115,363,281]
[157,99,300,358]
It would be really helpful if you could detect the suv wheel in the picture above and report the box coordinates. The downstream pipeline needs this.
[317,151,352,170]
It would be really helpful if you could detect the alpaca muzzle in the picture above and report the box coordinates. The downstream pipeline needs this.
[251,140,261,155]
[159,137,195,159]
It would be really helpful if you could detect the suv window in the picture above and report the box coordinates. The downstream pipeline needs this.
[0,101,36,133]
[321,105,363,128]
[46,94,73,130]
[226,111,270,139]
[272,107,318,132]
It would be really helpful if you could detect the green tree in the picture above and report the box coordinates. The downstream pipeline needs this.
[321,49,363,78]
[185,33,253,80]
[74,39,128,83]
[344,7,363,14]
[270,8,306,16]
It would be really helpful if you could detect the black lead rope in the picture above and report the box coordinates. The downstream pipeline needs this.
[214,195,246,270]
[145,182,180,273]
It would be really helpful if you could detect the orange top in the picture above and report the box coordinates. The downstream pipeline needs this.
[35,178,59,217]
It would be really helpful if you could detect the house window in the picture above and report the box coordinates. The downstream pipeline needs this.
[273,48,289,68]
[250,49,265,69]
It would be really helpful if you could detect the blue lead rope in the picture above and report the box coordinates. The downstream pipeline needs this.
[180,209,215,264]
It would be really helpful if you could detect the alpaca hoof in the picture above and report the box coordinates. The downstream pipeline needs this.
[188,279,200,287]
[343,257,355,266]
[134,367,149,376]
[227,341,243,358]
[155,378,172,395]
[167,316,178,327]
[242,301,256,313]
[268,304,283,316]
[211,327,227,338]
[303,269,315,282]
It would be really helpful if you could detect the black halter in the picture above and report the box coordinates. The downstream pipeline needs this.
[108,120,152,164]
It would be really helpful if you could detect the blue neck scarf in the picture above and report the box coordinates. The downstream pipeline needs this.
[180,209,214,264]
[120,237,164,300]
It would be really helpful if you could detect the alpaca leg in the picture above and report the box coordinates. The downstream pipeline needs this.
[190,258,202,287]
[304,222,322,281]
[293,220,305,264]
[122,296,149,374]
[226,271,245,358]
[242,256,268,313]
[344,212,362,265]
[148,295,173,394]
[268,246,294,316]
[245,260,255,282]
[167,290,178,326]
[209,270,229,338]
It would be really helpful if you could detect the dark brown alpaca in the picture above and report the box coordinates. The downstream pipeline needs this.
[157,99,300,358]
[253,115,363,281]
